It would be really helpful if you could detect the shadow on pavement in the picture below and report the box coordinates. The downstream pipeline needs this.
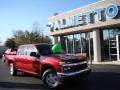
[56,72,120,90]
[0,72,120,90]
[0,82,47,89]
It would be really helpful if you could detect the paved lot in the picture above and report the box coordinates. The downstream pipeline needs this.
[0,59,120,90]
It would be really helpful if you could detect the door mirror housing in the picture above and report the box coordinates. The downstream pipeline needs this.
[30,52,40,58]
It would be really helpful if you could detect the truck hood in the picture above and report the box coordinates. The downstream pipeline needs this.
[57,54,86,61]
[46,54,86,62]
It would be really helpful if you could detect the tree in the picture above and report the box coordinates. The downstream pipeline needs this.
[5,38,16,48]
[12,30,51,47]
[12,22,51,47]
[5,22,52,47]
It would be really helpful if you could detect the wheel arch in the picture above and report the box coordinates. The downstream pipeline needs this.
[8,60,14,66]
[41,64,56,77]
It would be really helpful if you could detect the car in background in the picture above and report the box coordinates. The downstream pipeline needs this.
[0,46,8,59]
[0,52,3,58]
[2,48,17,64]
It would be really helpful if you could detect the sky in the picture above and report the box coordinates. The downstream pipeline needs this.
[0,0,100,45]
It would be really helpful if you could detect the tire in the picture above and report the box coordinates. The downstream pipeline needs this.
[9,63,17,76]
[42,69,59,88]
[2,58,5,63]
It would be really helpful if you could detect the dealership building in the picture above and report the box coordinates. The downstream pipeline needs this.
[48,0,120,63]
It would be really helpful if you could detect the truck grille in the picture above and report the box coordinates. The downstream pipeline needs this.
[63,63,87,73]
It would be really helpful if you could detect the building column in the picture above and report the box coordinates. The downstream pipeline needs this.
[116,35,120,61]
[51,36,61,44]
[93,29,101,62]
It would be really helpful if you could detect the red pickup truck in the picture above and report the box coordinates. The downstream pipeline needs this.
[6,43,91,88]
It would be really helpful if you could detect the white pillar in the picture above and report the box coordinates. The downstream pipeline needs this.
[93,29,101,62]
[52,36,60,44]
[116,35,120,61]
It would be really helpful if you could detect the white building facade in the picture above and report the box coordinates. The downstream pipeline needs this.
[48,0,120,62]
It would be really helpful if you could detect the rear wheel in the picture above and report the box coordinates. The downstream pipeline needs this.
[42,69,59,88]
[2,58,5,63]
[9,63,17,76]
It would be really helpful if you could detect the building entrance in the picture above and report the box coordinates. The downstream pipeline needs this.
[101,28,120,61]
[109,34,120,61]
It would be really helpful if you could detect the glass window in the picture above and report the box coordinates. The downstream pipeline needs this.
[101,29,109,60]
[66,35,74,53]
[61,36,67,53]
[36,44,52,55]
[118,34,120,59]
[18,46,25,55]
[74,34,81,53]
[5,49,12,54]
[62,19,66,25]
[81,33,86,53]
[89,32,94,60]
[101,27,120,61]
[26,46,37,56]
[61,31,93,60]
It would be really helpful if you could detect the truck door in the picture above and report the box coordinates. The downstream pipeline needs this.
[25,45,40,74]
[15,46,26,71]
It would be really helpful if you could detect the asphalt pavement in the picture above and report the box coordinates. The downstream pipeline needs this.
[0,59,120,90]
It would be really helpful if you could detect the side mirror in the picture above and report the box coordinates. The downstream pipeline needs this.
[30,52,40,58]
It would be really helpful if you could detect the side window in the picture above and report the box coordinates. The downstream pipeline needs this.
[18,46,25,55]
[26,46,37,56]
[5,49,11,54]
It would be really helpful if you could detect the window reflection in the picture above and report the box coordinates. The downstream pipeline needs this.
[66,35,74,53]
[61,31,93,61]
[74,34,81,53]
[101,27,120,61]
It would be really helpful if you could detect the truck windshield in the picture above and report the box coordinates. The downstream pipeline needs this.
[36,44,53,55]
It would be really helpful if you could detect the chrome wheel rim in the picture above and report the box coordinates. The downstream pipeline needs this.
[2,58,4,63]
[46,73,58,88]
[10,63,14,75]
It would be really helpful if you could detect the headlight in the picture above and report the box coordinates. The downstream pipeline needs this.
[83,61,87,64]
[59,61,65,66]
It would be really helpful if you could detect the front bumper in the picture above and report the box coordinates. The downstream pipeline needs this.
[57,67,91,79]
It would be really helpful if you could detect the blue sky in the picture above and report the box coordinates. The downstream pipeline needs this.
[0,0,100,45]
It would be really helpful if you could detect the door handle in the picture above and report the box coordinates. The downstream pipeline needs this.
[24,57,27,60]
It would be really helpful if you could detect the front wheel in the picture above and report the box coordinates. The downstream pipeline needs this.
[9,63,17,76]
[42,69,59,88]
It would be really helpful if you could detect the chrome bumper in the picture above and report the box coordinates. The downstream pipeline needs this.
[57,67,91,78]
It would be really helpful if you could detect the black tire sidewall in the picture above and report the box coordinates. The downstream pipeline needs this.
[42,69,58,88]
[2,58,5,63]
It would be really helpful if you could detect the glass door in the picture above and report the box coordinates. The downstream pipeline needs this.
[109,33,120,61]
[116,34,120,61]
[101,28,120,61]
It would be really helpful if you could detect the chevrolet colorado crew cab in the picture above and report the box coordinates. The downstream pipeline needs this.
[7,43,91,88]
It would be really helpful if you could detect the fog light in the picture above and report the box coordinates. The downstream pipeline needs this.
[64,66,71,71]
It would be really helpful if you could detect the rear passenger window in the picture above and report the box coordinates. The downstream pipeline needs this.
[18,46,25,55]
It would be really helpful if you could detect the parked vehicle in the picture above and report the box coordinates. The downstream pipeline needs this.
[2,48,17,64]
[6,43,91,88]
[0,46,8,59]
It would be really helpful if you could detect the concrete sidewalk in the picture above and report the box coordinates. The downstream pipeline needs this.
[88,61,120,65]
